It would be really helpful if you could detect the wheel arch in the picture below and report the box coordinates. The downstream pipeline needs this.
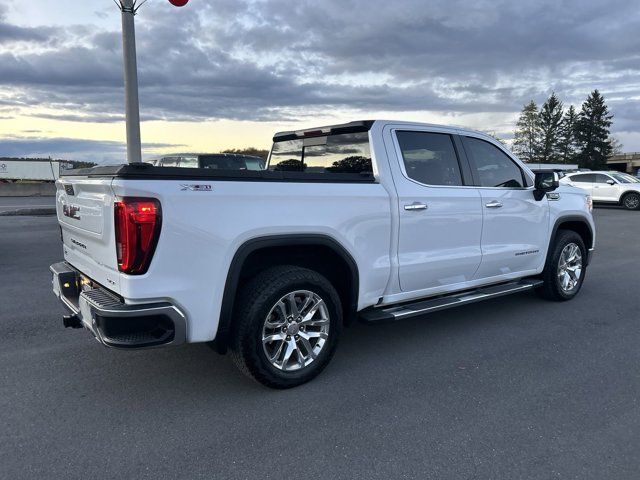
[620,190,640,205]
[211,234,360,354]
[548,216,594,266]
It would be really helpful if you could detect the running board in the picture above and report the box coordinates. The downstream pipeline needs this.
[360,279,544,323]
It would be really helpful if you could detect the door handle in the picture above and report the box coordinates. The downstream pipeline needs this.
[404,202,428,211]
[485,201,503,209]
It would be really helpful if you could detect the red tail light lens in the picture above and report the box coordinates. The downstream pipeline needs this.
[114,198,162,275]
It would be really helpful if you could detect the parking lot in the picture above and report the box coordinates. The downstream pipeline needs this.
[0,196,55,214]
[1,207,639,479]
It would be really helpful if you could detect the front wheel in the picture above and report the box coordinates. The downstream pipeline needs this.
[230,266,342,389]
[622,192,640,211]
[537,230,587,301]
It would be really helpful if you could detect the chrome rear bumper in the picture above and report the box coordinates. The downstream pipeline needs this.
[50,262,187,349]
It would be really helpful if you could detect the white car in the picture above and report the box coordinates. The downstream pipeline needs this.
[50,120,595,388]
[561,171,640,210]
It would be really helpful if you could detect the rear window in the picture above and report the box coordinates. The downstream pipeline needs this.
[268,132,372,175]
[200,155,264,171]
[179,156,198,168]
[160,157,179,167]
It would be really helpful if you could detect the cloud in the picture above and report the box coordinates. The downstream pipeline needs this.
[0,0,638,146]
[0,136,184,163]
[0,4,57,46]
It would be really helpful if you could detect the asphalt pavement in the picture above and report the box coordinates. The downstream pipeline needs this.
[1,208,639,479]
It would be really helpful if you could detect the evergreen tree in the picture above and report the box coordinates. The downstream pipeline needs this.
[575,90,613,169]
[537,92,564,163]
[558,105,579,163]
[512,100,540,162]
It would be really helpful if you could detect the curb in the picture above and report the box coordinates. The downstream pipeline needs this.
[0,207,57,217]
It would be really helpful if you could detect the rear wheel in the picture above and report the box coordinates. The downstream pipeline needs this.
[622,192,640,210]
[230,266,342,389]
[537,230,587,301]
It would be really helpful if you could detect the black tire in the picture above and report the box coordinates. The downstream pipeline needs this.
[230,265,343,389]
[621,192,640,211]
[537,230,587,301]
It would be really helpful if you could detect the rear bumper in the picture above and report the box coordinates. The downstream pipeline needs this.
[50,262,187,349]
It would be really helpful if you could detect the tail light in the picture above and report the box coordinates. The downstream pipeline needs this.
[114,198,162,275]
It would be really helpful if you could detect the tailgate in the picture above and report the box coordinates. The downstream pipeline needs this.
[56,177,121,293]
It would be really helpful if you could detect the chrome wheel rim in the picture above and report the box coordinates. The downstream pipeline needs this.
[557,243,583,293]
[262,290,330,372]
[624,195,639,209]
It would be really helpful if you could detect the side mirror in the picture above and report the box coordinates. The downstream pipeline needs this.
[607,179,615,185]
[534,171,560,201]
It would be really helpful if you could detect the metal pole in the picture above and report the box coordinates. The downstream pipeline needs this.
[120,0,142,163]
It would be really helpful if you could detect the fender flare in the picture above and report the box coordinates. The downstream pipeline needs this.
[211,234,359,354]
[547,215,594,267]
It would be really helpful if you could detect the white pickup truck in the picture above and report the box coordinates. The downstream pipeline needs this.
[51,120,595,388]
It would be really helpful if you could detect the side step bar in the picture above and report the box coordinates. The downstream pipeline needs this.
[360,279,544,323]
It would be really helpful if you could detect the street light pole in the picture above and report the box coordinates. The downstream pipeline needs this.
[115,0,189,164]
[118,0,142,164]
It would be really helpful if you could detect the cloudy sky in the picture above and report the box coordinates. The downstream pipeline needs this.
[0,0,638,163]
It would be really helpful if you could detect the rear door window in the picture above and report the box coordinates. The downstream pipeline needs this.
[569,173,595,183]
[396,131,463,186]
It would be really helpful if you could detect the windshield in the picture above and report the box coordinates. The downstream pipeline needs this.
[610,172,640,184]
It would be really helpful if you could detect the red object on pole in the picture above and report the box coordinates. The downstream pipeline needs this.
[168,0,189,6]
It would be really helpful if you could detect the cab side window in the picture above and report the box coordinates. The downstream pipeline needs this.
[463,137,526,188]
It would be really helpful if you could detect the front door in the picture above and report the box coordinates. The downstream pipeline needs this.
[592,173,619,201]
[392,130,483,292]
[460,136,549,279]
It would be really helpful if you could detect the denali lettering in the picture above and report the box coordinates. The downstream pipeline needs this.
[70,238,87,250]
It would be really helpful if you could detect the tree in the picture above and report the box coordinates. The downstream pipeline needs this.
[327,156,372,173]
[537,93,564,163]
[575,90,613,169]
[484,131,508,147]
[608,136,623,155]
[558,105,579,163]
[512,101,540,162]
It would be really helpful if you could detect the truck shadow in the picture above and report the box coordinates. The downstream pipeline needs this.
[70,288,575,402]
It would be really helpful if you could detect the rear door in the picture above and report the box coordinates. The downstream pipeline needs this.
[460,136,549,279]
[564,173,595,195]
[56,177,121,292]
[392,130,483,292]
